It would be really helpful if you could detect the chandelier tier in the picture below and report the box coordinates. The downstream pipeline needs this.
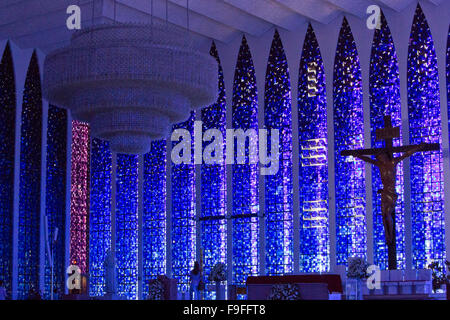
[43,22,217,154]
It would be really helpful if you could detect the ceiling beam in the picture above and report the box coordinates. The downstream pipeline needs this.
[374,0,417,12]
[0,0,75,26]
[0,0,31,10]
[324,0,373,18]
[427,0,446,5]
[165,0,273,37]
[0,6,72,39]
[223,0,307,31]
[273,0,342,24]
[4,25,71,53]
[116,0,239,43]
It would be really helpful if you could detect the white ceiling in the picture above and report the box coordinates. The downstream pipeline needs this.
[0,0,446,53]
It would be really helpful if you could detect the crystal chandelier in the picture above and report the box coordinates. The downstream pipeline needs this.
[43,21,217,154]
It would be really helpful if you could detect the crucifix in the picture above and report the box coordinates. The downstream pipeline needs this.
[341,115,439,270]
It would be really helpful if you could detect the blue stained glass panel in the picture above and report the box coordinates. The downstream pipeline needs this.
[18,51,42,299]
[172,111,196,292]
[201,42,227,299]
[333,18,366,265]
[143,140,167,299]
[116,154,139,299]
[232,36,259,286]
[408,4,445,268]
[298,24,329,272]
[89,138,112,296]
[44,105,67,299]
[0,43,15,298]
[264,30,293,275]
[369,12,404,270]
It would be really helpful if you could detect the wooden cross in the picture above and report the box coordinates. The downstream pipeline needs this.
[340,115,439,270]
[376,115,399,149]
[341,115,439,157]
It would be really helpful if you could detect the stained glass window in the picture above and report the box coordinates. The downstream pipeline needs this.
[0,43,15,298]
[172,111,196,292]
[408,4,445,268]
[44,105,67,299]
[201,42,227,299]
[142,140,166,299]
[18,51,42,299]
[369,12,404,270]
[264,30,293,275]
[232,36,259,285]
[89,138,112,296]
[116,154,139,299]
[70,121,90,274]
[447,26,450,268]
[298,24,329,272]
[333,18,366,265]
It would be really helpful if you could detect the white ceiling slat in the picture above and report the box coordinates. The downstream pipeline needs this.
[0,6,72,36]
[0,0,74,26]
[374,0,417,12]
[0,0,30,10]
[223,0,307,31]
[0,0,447,52]
[324,0,373,18]
[116,0,239,43]
[273,0,342,23]
[427,0,446,5]
[8,25,71,52]
[166,0,273,37]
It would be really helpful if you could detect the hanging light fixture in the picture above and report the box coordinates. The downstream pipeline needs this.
[43,0,217,154]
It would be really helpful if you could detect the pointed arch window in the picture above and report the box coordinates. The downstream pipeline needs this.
[408,4,445,268]
[232,36,259,286]
[369,12,404,270]
[18,52,42,299]
[200,42,227,299]
[264,30,293,275]
[298,24,329,272]
[0,43,16,298]
[333,18,366,265]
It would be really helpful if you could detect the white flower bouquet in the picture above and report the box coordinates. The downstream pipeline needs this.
[208,262,227,282]
[347,256,370,279]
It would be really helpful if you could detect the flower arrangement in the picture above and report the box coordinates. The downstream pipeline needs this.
[208,262,227,282]
[428,260,450,292]
[347,256,370,279]
[267,284,301,300]
[148,278,165,300]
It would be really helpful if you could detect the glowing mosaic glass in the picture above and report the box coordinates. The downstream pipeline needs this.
[408,4,445,268]
[89,138,112,296]
[264,30,293,275]
[70,121,90,274]
[44,105,67,299]
[116,154,139,299]
[18,51,42,299]
[0,43,15,298]
[142,140,166,299]
[172,111,196,292]
[201,42,227,299]
[232,36,259,285]
[298,24,329,272]
[369,12,404,270]
[333,18,366,265]
[446,22,450,271]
